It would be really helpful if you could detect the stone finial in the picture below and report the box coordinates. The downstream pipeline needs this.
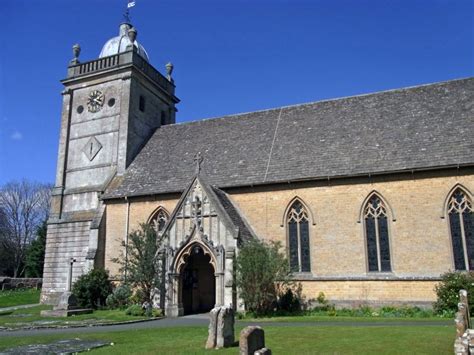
[166,62,174,82]
[128,27,137,43]
[70,44,81,65]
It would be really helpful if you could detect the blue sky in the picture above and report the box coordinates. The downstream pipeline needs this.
[0,0,472,185]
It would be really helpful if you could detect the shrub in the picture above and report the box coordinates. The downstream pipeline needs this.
[72,268,113,309]
[278,288,301,313]
[235,239,291,316]
[236,239,290,316]
[112,224,163,304]
[125,304,144,316]
[106,284,132,309]
[433,271,474,316]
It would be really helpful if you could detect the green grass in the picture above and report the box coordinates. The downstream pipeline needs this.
[0,305,149,329]
[0,324,454,354]
[0,289,41,308]
[241,314,451,323]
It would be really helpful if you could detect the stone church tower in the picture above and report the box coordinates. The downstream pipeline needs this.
[41,22,179,303]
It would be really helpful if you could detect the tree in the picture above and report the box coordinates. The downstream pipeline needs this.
[0,181,51,277]
[112,223,163,304]
[25,221,47,277]
[235,238,292,316]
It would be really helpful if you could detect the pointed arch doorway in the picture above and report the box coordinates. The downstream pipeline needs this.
[179,244,216,315]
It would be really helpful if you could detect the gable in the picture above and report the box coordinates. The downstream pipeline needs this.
[160,175,254,252]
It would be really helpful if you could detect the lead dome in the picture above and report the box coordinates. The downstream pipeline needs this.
[99,23,149,61]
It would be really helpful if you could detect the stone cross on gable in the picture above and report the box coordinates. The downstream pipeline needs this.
[194,152,203,174]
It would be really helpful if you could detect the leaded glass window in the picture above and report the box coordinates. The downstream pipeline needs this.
[287,201,311,272]
[448,189,474,270]
[149,208,169,233]
[364,195,391,272]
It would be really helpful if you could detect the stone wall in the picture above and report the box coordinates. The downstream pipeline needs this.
[0,278,42,290]
[102,168,473,306]
[41,221,91,304]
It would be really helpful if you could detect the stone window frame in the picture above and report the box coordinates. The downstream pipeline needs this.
[283,197,314,274]
[359,191,395,273]
[147,206,170,234]
[443,184,474,271]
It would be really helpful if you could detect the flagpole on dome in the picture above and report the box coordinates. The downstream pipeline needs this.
[123,0,136,24]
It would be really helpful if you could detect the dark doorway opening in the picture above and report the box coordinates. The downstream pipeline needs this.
[180,245,216,315]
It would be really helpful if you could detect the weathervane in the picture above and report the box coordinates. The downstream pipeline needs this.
[123,0,136,23]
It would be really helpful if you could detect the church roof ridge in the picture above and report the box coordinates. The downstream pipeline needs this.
[165,76,473,128]
[103,76,474,199]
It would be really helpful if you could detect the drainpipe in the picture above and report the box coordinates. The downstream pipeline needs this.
[124,196,130,283]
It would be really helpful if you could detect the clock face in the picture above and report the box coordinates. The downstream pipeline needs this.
[87,90,105,113]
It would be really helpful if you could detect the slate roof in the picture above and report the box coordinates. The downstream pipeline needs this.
[212,187,255,244]
[103,77,474,199]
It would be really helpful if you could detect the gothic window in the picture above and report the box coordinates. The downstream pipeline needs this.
[149,208,169,233]
[364,194,391,272]
[287,200,311,272]
[448,189,474,270]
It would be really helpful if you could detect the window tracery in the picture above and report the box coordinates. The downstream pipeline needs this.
[287,200,311,272]
[448,189,474,270]
[149,208,169,233]
[364,194,391,272]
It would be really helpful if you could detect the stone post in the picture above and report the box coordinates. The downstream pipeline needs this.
[67,258,76,292]
[224,249,235,307]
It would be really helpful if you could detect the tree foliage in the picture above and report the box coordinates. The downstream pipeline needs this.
[25,221,47,277]
[433,271,474,316]
[112,223,163,304]
[235,238,292,316]
[72,268,113,309]
[0,181,51,277]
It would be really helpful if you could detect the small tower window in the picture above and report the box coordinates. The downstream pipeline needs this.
[139,95,146,112]
[160,111,167,126]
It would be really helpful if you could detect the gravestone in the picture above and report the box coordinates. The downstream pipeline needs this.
[240,326,266,355]
[205,306,235,349]
[454,289,473,355]
[205,307,221,349]
[216,306,235,348]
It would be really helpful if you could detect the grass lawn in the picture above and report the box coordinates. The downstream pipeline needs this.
[0,305,150,329]
[0,289,41,308]
[242,314,451,323]
[0,324,454,354]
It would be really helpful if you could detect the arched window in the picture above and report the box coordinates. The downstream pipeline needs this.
[448,189,474,270]
[287,200,311,272]
[364,194,391,272]
[149,208,169,233]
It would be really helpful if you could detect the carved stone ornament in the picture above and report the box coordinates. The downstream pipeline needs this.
[82,136,103,161]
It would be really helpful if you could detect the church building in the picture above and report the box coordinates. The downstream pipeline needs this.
[41,21,474,316]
